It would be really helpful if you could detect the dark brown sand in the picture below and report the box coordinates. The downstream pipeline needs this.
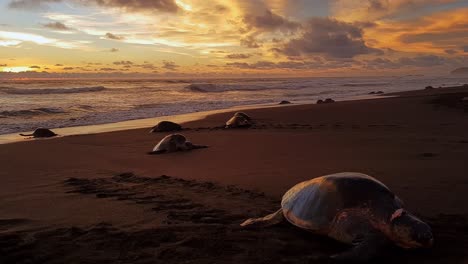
[1,86,468,263]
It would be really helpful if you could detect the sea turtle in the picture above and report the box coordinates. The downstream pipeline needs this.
[234,112,252,121]
[279,100,292,105]
[150,121,182,133]
[148,134,208,154]
[20,128,57,138]
[241,172,433,262]
[226,113,252,128]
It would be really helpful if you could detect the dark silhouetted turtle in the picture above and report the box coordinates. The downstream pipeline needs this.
[241,172,433,262]
[324,98,335,103]
[234,112,251,121]
[150,121,182,133]
[148,134,207,155]
[20,128,57,138]
[226,113,252,128]
[317,99,324,104]
[279,100,291,105]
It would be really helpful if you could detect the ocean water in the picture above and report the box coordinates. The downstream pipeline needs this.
[1,76,467,135]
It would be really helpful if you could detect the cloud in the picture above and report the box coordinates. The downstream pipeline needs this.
[362,54,463,69]
[463,46,468,53]
[113,60,133,65]
[63,67,74,70]
[0,30,82,49]
[276,18,380,58]
[0,64,7,67]
[9,0,179,13]
[445,49,457,55]
[162,60,179,70]
[332,0,458,21]
[89,0,179,13]
[135,63,157,69]
[105,32,125,40]
[242,10,299,33]
[55,64,63,66]
[30,65,41,69]
[109,48,119,52]
[225,53,252,59]
[240,35,261,48]
[100,67,117,71]
[8,0,61,10]
[42,22,72,31]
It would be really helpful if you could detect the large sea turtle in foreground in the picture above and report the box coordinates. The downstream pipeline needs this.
[241,172,433,262]
[148,134,208,154]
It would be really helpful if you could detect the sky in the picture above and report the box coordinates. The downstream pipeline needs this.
[0,0,467,78]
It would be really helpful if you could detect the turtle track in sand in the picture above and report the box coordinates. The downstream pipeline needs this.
[0,173,467,264]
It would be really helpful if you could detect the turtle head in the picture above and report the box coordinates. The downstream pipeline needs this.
[390,209,433,249]
[185,141,194,149]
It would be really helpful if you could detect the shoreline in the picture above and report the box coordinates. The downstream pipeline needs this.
[0,93,385,145]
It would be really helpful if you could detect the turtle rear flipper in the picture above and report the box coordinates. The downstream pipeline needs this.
[240,209,284,228]
[330,232,389,262]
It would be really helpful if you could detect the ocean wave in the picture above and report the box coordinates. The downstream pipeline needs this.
[0,86,107,95]
[0,107,65,117]
[342,82,390,87]
[185,83,298,93]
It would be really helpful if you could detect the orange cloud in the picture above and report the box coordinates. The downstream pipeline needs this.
[364,8,468,54]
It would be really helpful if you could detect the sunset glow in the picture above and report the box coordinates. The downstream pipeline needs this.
[0,0,467,78]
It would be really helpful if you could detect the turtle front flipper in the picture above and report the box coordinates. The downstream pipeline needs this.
[240,209,284,228]
[330,232,389,262]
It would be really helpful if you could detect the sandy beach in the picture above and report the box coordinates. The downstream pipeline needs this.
[1,86,468,263]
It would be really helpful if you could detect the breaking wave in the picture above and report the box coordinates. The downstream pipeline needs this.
[0,86,107,95]
[0,108,65,117]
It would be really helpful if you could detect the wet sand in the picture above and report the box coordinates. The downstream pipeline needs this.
[1,86,468,263]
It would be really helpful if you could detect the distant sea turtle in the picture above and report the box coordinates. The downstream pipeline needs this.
[226,113,252,128]
[150,121,182,133]
[279,100,291,105]
[234,112,251,121]
[148,134,207,154]
[241,172,433,261]
[20,128,57,138]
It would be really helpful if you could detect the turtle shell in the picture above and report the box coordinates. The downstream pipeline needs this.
[151,121,182,132]
[281,172,402,231]
[153,134,186,152]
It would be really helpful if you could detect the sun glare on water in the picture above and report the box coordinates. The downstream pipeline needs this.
[2,67,31,73]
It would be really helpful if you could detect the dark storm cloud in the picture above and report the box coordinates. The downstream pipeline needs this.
[276,18,381,58]
[243,10,299,33]
[105,33,125,40]
[162,60,179,70]
[225,53,253,59]
[42,21,72,31]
